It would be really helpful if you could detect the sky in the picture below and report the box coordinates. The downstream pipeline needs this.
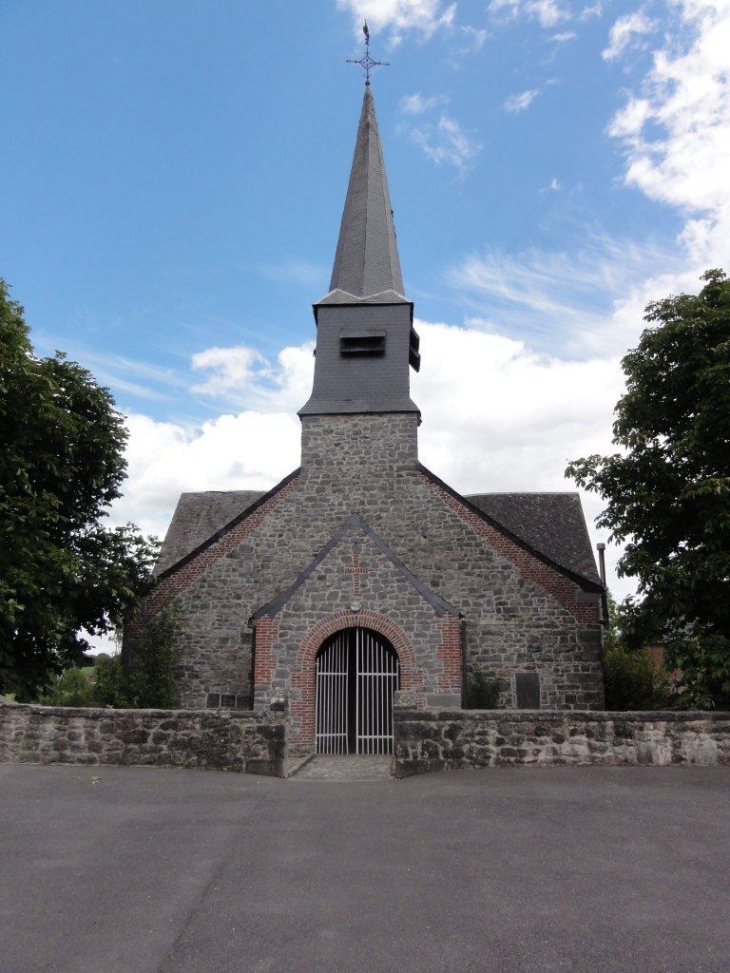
[2,0,730,631]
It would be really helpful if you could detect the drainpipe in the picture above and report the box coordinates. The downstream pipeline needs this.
[248,615,256,710]
[596,543,609,626]
[460,613,467,709]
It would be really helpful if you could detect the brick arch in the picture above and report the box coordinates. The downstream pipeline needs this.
[297,610,418,683]
[291,611,422,749]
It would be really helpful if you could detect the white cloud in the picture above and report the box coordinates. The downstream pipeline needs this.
[191,346,270,397]
[504,88,540,113]
[398,92,447,115]
[489,0,568,28]
[190,342,314,412]
[409,113,482,172]
[412,320,621,493]
[446,235,685,358]
[550,30,577,40]
[459,24,489,51]
[606,0,730,271]
[256,258,326,290]
[337,0,456,44]
[107,317,638,599]
[602,9,657,61]
[579,2,602,20]
[550,177,561,190]
[112,411,301,540]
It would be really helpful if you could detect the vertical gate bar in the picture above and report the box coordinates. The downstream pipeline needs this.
[362,630,366,755]
[366,630,370,755]
[365,633,373,754]
[338,636,342,755]
[370,633,374,755]
[363,630,366,755]
[382,640,386,754]
[315,654,320,754]
[372,635,375,755]
[366,631,371,754]
[355,628,360,755]
[376,636,380,754]
[382,641,386,754]
[332,638,337,756]
[337,636,341,755]
[328,640,333,755]
[340,639,347,753]
[324,642,329,755]
[365,630,368,754]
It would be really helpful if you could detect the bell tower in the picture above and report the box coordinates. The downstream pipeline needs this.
[299,84,421,469]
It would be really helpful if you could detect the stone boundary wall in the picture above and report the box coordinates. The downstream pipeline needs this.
[0,702,287,777]
[394,708,730,776]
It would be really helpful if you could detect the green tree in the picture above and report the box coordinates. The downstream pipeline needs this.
[39,667,95,707]
[0,279,159,701]
[601,598,670,710]
[567,270,730,708]
[91,654,130,708]
[124,608,180,708]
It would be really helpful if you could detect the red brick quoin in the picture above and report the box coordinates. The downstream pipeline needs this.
[287,610,423,749]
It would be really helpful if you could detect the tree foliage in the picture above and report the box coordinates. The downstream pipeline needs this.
[123,608,181,708]
[601,596,671,710]
[0,279,158,700]
[567,270,730,707]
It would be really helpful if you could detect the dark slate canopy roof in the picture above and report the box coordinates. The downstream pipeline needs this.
[465,492,601,585]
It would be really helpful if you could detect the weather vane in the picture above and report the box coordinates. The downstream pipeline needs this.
[346,20,389,86]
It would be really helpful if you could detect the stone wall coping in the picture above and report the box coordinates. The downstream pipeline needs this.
[0,701,264,719]
[394,707,730,723]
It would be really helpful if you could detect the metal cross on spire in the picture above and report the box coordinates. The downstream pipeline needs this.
[346,20,389,86]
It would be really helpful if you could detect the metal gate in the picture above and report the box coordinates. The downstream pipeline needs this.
[315,628,399,755]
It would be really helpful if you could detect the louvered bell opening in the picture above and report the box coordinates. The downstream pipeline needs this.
[339,331,386,357]
[409,327,421,372]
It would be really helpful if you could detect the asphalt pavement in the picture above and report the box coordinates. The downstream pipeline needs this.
[1,763,728,973]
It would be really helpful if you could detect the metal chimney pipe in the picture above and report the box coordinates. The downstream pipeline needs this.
[596,543,608,625]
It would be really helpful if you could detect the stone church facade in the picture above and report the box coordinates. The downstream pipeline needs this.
[125,86,605,755]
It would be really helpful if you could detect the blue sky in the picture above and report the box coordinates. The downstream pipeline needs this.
[2,0,729,606]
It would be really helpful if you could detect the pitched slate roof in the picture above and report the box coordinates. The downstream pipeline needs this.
[155,490,264,575]
[465,492,601,585]
[155,486,600,588]
[317,87,407,306]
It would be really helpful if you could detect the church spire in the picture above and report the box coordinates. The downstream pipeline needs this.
[299,75,420,421]
[319,86,407,305]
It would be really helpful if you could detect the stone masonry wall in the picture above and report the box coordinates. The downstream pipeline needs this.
[140,413,603,722]
[394,705,730,775]
[251,519,463,751]
[0,702,287,776]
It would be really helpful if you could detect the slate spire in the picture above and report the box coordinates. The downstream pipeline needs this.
[320,87,406,305]
[299,85,420,419]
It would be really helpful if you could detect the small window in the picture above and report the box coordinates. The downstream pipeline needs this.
[340,332,385,357]
[515,672,541,709]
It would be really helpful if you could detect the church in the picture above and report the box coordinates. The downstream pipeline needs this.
[125,81,606,757]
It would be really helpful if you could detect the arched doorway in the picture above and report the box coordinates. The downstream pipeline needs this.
[315,627,400,755]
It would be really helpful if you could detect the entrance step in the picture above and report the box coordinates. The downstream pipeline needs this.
[289,755,393,782]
